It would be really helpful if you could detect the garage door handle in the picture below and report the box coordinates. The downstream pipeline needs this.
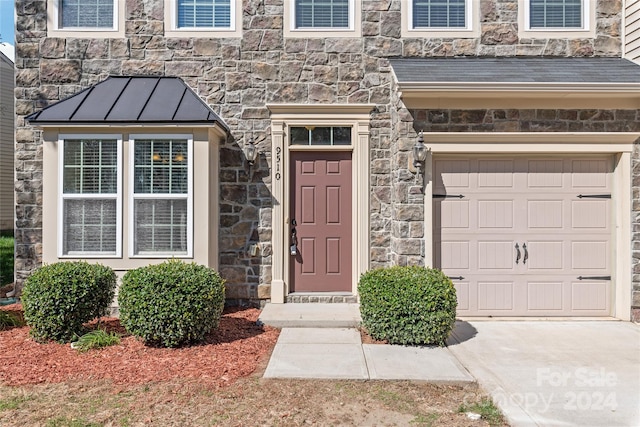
[515,243,521,264]
[523,243,528,265]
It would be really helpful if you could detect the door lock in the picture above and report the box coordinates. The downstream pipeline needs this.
[290,219,298,256]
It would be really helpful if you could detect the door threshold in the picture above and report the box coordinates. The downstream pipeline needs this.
[286,292,358,304]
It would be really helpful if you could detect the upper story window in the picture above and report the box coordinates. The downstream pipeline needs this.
[529,0,583,28]
[412,0,466,29]
[284,0,361,37]
[518,0,593,38]
[295,0,350,29]
[164,0,241,37]
[59,136,122,257]
[48,0,124,37]
[177,0,232,29]
[60,0,114,28]
[401,0,478,38]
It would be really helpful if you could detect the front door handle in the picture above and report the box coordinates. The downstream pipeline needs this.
[523,243,528,265]
[515,243,521,264]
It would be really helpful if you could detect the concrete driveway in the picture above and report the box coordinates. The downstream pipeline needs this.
[447,321,640,427]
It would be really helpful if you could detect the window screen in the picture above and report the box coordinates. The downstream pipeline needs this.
[60,0,114,28]
[133,139,190,255]
[295,0,350,29]
[530,0,582,28]
[413,0,466,28]
[177,0,231,28]
[62,139,118,255]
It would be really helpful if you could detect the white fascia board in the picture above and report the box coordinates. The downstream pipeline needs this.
[397,81,640,93]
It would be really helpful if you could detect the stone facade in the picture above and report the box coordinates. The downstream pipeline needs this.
[14,0,638,315]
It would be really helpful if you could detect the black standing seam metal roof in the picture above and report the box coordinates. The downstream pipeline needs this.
[390,57,640,84]
[26,76,230,132]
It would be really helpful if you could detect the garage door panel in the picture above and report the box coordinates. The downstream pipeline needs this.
[572,241,609,270]
[528,200,563,228]
[478,200,514,229]
[571,159,609,188]
[454,281,470,311]
[526,241,564,270]
[439,240,470,270]
[435,160,470,190]
[527,160,564,187]
[438,200,470,229]
[478,241,515,270]
[571,281,610,312]
[477,282,514,311]
[571,200,608,229]
[527,282,563,311]
[478,159,514,188]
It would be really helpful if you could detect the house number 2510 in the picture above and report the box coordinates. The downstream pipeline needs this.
[275,147,282,180]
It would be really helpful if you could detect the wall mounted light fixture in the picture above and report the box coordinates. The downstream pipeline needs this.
[412,131,429,169]
[244,138,258,166]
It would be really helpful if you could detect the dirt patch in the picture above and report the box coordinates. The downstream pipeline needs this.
[0,304,279,387]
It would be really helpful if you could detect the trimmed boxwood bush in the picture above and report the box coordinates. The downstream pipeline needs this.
[358,266,457,346]
[22,261,117,343]
[118,259,225,348]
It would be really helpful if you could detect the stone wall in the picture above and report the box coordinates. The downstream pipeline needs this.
[633,141,640,321]
[14,0,627,304]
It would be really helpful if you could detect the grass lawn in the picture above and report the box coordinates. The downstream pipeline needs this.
[0,378,507,426]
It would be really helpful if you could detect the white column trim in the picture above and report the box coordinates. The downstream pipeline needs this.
[270,120,286,303]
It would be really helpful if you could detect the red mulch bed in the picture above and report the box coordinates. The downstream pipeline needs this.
[0,304,279,387]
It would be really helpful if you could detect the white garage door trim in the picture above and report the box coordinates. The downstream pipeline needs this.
[422,132,636,321]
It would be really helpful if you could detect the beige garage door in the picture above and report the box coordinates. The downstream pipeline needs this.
[434,156,613,317]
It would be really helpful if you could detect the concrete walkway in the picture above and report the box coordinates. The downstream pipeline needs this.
[448,320,640,427]
[264,327,474,383]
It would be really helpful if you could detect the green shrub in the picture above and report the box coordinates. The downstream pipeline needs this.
[118,259,225,348]
[21,262,117,343]
[358,266,457,346]
[0,237,14,286]
[71,329,120,352]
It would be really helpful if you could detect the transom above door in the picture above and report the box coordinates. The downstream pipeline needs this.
[434,156,613,317]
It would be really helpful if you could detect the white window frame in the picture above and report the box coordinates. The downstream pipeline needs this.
[284,0,361,38]
[48,0,125,37]
[519,0,595,39]
[57,134,123,258]
[164,0,242,37]
[401,0,479,38]
[128,134,194,258]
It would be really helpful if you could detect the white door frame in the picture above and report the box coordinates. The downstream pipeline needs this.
[267,104,374,303]
[423,132,638,320]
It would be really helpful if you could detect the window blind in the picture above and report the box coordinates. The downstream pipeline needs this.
[530,0,582,28]
[295,0,349,29]
[413,0,466,28]
[60,0,114,28]
[62,139,118,255]
[177,0,231,28]
[133,139,189,255]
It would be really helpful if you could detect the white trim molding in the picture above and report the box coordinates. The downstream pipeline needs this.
[266,104,374,303]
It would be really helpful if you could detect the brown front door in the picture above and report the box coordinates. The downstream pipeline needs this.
[290,151,352,292]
